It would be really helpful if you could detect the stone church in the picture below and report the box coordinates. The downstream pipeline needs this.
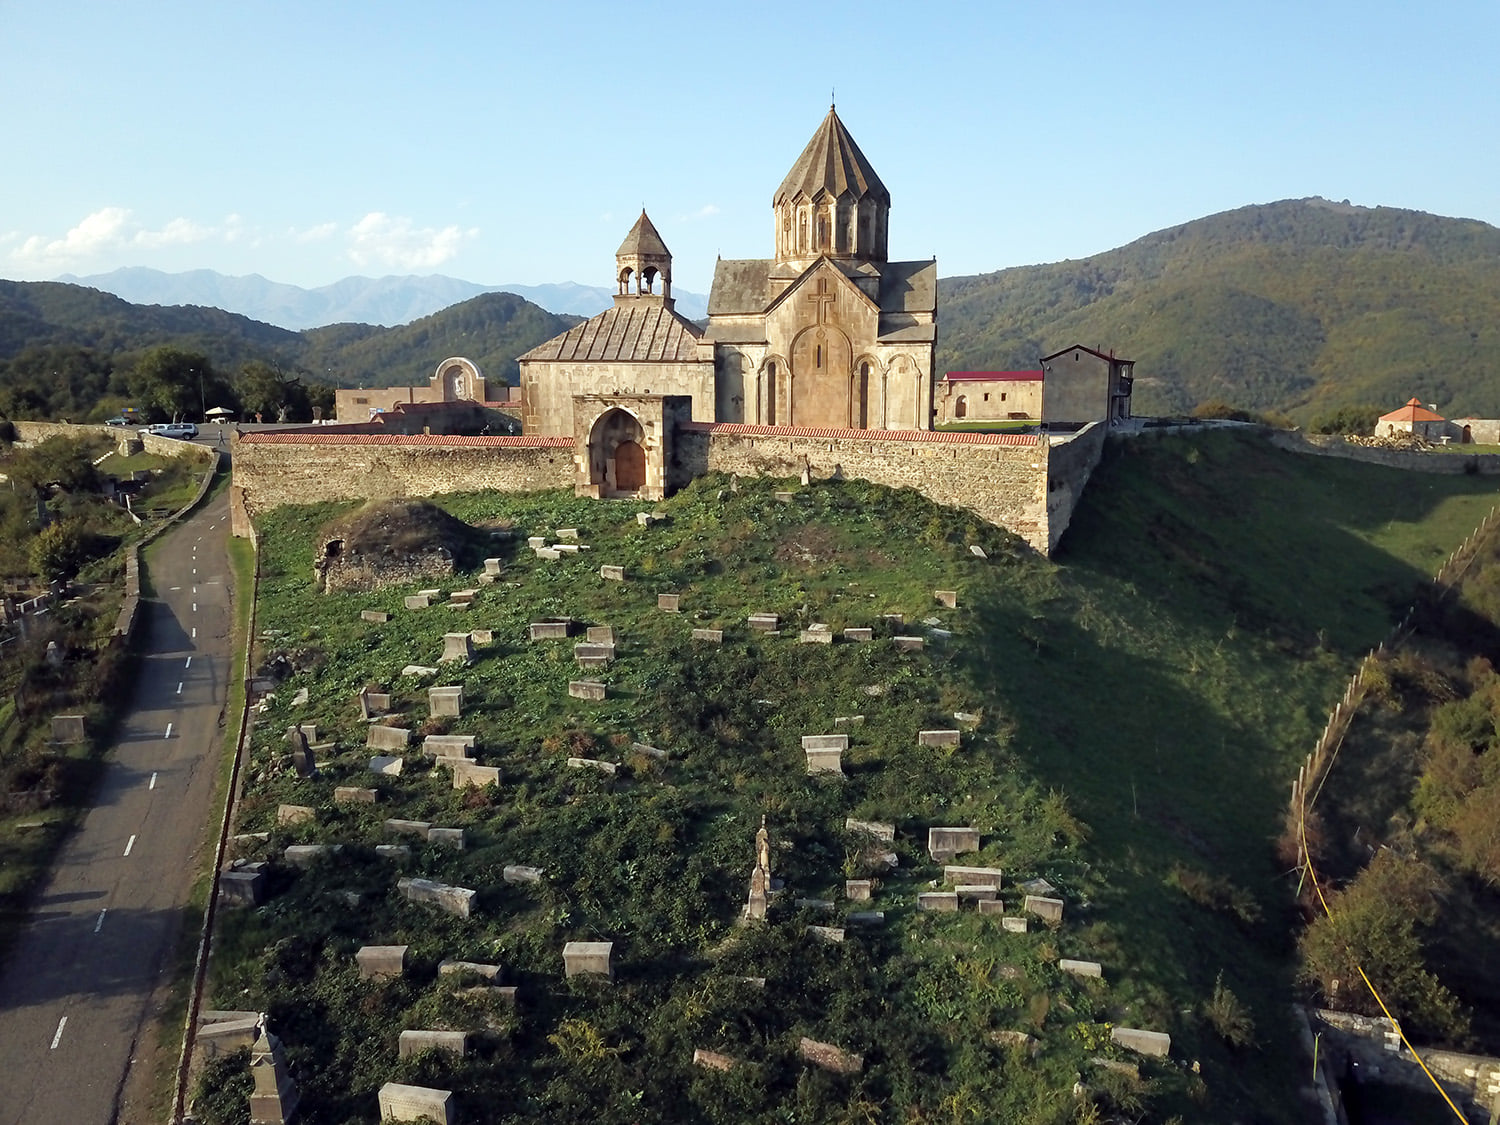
[518,107,937,444]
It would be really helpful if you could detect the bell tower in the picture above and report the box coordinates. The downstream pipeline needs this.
[615,210,673,305]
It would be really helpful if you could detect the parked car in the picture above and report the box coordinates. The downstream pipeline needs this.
[140,423,199,440]
[104,416,130,426]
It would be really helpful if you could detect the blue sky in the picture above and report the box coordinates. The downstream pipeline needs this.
[2,0,1495,294]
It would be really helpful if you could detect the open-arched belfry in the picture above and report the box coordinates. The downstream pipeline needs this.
[518,107,936,442]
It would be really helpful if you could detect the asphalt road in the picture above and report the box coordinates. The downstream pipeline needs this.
[0,490,233,1124]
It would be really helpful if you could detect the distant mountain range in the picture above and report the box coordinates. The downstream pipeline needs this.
[53,267,709,328]
[7,197,1500,424]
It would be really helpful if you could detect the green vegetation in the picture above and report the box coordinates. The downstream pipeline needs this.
[208,430,1500,1122]
[938,198,1500,423]
[0,285,577,422]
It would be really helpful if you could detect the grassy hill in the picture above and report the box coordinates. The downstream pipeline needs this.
[204,431,1500,1124]
[938,198,1500,422]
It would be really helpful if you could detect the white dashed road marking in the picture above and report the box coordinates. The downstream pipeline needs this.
[94,910,106,933]
[149,772,157,790]
[123,835,136,857]
[50,1017,66,1049]
[165,722,173,739]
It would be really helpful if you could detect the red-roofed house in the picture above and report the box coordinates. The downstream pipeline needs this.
[1377,398,1446,441]
[935,371,1041,424]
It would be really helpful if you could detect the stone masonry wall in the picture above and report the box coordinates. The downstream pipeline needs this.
[1044,422,1107,553]
[1271,431,1500,475]
[11,420,216,465]
[675,423,1050,551]
[232,433,573,518]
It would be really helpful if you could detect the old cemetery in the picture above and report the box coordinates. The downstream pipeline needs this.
[200,431,1500,1123]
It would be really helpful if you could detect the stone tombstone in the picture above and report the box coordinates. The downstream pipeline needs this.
[375,845,410,862]
[955,884,998,903]
[1111,1027,1171,1058]
[833,715,864,728]
[469,628,494,646]
[918,729,961,748]
[555,528,579,541]
[918,892,959,912]
[599,565,625,582]
[977,899,1005,916]
[418,589,441,599]
[563,940,614,979]
[774,491,794,502]
[845,879,873,901]
[384,818,432,839]
[399,876,476,919]
[427,827,467,850]
[400,664,438,678]
[585,625,615,644]
[944,865,1003,888]
[45,641,61,668]
[573,642,615,666]
[484,557,503,577]
[355,944,408,980]
[567,757,617,775]
[796,898,834,912]
[438,959,502,982]
[927,827,981,861]
[1024,895,1064,924]
[568,680,606,701]
[284,844,340,867]
[404,594,430,611]
[527,536,546,549]
[428,685,464,718]
[934,590,958,608]
[197,1014,262,1059]
[423,733,476,758]
[842,627,873,642]
[377,1083,454,1125]
[358,687,393,720]
[51,714,86,743]
[449,588,476,604]
[276,804,314,827]
[802,734,849,752]
[503,864,544,884]
[807,925,845,943]
[451,760,501,789]
[530,620,571,641]
[398,1029,468,1059]
[219,869,265,907]
[368,755,404,776]
[805,747,844,776]
[334,786,378,805]
[632,742,666,760]
[1002,916,1028,933]
[247,1023,300,1125]
[847,910,885,926]
[693,1048,736,1072]
[367,724,411,751]
[882,613,905,628]
[747,613,779,632]
[691,628,723,643]
[845,818,896,842]
[893,635,925,653]
[440,632,474,664]
[535,546,561,560]
[1059,958,1103,979]
[657,593,681,612]
[360,609,390,623]
[799,626,833,644]
[798,1037,863,1075]
[291,742,317,778]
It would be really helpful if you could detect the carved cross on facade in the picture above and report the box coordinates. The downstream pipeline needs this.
[806,276,835,323]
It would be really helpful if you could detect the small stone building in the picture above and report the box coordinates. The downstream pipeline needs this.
[335,357,492,423]
[935,371,1042,424]
[1377,398,1447,440]
[1039,345,1134,429]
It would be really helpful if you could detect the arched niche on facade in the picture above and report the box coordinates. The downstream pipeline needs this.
[587,407,649,497]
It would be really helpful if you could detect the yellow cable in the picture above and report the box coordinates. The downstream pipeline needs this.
[1298,794,1467,1120]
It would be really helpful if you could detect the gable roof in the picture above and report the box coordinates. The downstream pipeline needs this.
[762,257,877,320]
[518,300,704,364]
[707,257,936,321]
[1039,344,1134,365]
[1379,397,1445,423]
[616,210,671,259]
[775,107,890,207]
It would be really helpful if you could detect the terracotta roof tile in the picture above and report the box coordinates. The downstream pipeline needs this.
[681,422,1039,447]
[239,432,572,448]
[943,370,1043,383]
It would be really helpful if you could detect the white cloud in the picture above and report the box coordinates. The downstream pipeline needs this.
[9,207,217,267]
[293,221,338,244]
[682,204,720,221]
[346,212,477,271]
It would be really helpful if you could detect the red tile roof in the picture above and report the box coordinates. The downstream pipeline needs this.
[942,370,1043,382]
[1378,397,1445,423]
[681,422,1040,446]
[239,432,573,448]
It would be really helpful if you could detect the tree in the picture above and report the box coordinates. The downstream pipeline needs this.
[129,346,232,421]
[30,519,89,582]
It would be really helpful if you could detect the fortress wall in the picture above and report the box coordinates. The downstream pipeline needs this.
[1044,422,1107,553]
[1271,431,1500,474]
[232,435,573,518]
[678,425,1050,551]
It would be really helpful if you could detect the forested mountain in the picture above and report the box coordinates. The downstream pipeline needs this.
[0,284,578,421]
[939,198,1500,420]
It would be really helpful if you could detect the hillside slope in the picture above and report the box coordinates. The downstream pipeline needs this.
[938,198,1500,421]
